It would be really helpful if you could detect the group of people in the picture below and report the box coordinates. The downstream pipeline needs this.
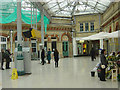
[41,48,59,68]
[1,49,12,70]
[98,50,120,81]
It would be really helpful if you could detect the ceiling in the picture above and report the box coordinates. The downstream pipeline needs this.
[40,0,112,17]
[0,0,112,18]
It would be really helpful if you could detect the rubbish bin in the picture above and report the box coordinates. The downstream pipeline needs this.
[91,71,95,77]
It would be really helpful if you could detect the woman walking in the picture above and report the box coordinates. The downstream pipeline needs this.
[54,49,59,68]
[47,48,51,64]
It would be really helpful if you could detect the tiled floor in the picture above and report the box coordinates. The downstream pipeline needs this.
[1,56,118,88]
[0,69,1,89]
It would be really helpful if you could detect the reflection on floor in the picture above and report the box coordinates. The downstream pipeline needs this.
[0,68,2,89]
[1,56,118,88]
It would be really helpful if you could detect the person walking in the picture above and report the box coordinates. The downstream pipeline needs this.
[5,49,12,69]
[47,48,51,64]
[99,49,108,81]
[90,47,95,61]
[41,49,45,65]
[1,49,5,70]
[54,49,59,68]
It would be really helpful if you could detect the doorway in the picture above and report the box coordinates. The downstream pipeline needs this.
[63,41,69,57]
[52,41,56,52]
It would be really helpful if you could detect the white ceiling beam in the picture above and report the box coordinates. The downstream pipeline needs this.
[29,0,52,21]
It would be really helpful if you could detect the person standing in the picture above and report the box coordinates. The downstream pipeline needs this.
[47,48,51,64]
[100,49,108,81]
[1,49,5,70]
[5,49,12,69]
[41,49,45,65]
[90,47,95,61]
[54,49,59,68]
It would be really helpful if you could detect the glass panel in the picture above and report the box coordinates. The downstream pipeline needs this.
[97,4,106,10]
[85,23,89,31]
[80,23,83,31]
[75,5,86,11]
[32,43,36,47]
[99,0,111,6]
[59,1,67,7]
[88,1,97,6]
[90,22,94,31]
[1,37,6,42]
[1,44,6,50]
[47,3,57,9]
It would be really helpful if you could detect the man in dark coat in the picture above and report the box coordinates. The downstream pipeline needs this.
[1,49,5,70]
[100,49,108,81]
[41,49,45,65]
[54,49,59,67]
[5,49,12,69]
[90,48,95,61]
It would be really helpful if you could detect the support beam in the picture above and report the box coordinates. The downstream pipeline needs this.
[71,1,78,15]
[41,11,44,47]
[29,0,52,21]
[16,0,25,76]
[17,1,22,44]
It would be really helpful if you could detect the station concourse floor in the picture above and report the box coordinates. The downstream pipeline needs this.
[0,56,119,88]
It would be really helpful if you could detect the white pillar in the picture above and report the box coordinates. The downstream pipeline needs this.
[17,0,25,76]
[100,39,103,49]
[100,39,103,54]
[10,30,13,62]
[41,11,44,48]
[10,30,13,54]
[31,4,33,28]
[17,1,22,45]
[36,9,37,29]
[33,7,35,29]
[73,38,77,56]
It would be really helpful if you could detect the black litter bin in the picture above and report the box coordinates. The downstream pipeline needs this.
[91,71,95,77]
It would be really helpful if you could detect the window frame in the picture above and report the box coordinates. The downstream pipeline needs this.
[80,23,84,32]
[85,22,89,31]
[90,22,94,31]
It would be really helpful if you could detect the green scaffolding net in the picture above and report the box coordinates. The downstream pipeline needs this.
[0,0,49,32]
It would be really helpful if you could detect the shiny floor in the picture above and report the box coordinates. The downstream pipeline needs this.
[1,56,118,88]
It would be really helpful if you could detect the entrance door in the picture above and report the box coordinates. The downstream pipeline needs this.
[63,41,69,57]
[52,41,56,51]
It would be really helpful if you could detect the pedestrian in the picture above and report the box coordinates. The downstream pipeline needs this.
[47,48,51,64]
[90,47,95,61]
[5,49,12,69]
[1,49,5,70]
[54,49,59,68]
[41,49,45,65]
[99,49,108,81]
